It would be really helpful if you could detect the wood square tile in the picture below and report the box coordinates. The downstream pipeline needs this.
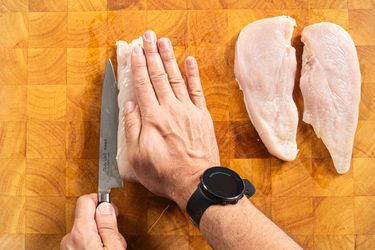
[272,197,313,235]
[65,159,97,196]
[0,0,27,11]
[108,0,146,10]
[147,198,188,235]
[189,236,211,250]
[147,0,186,9]
[0,122,26,158]
[67,85,100,121]
[314,235,355,250]
[28,48,67,85]
[68,0,107,11]
[27,85,66,120]
[250,196,271,218]
[0,13,27,47]
[200,81,229,122]
[29,0,68,11]
[147,10,187,46]
[188,216,200,236]
[228,84,249,121]
[27,121,66,159]
[353,121,375,157]
[68,12,107,47]
[357,46,375,83]
[26,197,65,234]
[26,159,65,196]
[348,0,375,9]
[188,10,227,46]
[313,197,354,235]
[271,158,313,197]
[309,0,347,8]
[353,158,375,195]
[28,12,67,48]
[0,85,26,121]
[226,0,307,8]
[188,0,226,9]
[311,136,331,159]
[0,234,24,250]
[0,49,27,85]
[360,82,375,120]
[349,10,375,46]
[312,158,354,196]
[356,235,375,250]
[231,121,270,158]
[308,9,349,30]
[228,10,307,47]
[67,48,107,85]
[111,191,149,235]
[214,121,233,166]
[126,235,189,249]
[355,196,375,234]
[297,122,313,159]
[26,234,63,250]
[291,234,313,250]
[0,196,25,233]
[66,121,99,159]
[65,197,77,232]
[230,159,271,197]
[191,45,230,84]
[107,10,146,46]
[0,159,25,196]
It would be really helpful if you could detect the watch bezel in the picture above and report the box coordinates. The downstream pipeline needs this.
[200,167,245,203]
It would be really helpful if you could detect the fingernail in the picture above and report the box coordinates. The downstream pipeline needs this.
[143,30,156,43]
[98,202,113,215]
[125,101,136,114]
[158,38,171,51]
[132,45,143,56]
[186,56,195,67]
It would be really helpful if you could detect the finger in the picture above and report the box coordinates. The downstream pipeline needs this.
[124,101,141,152]
[184,56,206,109]
[143,30,175,103]
[131,44,159,113]
[74,194,99,233]
[96,202,126,250]
[157,38,189,102]
[60,233,71,250]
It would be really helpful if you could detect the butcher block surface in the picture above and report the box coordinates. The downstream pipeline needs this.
[0,0,375,249]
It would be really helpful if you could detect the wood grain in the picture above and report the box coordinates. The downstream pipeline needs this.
[0,1,374,249]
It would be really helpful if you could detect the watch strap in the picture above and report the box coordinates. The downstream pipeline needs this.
[244,179,256,197]
[186,185,214,228]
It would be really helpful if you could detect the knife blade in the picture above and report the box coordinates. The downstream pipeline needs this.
[98,59,123,204]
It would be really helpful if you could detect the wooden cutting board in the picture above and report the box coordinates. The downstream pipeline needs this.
[0,0,374,249]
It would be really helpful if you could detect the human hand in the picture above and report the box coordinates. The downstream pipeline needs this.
[124,30,220,210]
[61,194,126,250]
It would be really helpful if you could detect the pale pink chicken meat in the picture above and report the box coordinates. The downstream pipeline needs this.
[234,16,299,161]
[300,22,361,174]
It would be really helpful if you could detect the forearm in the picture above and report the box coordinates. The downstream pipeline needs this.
[199,197,301,250]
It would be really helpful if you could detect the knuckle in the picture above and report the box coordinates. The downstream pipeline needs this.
[134,76,150,86]
[150,72,168,83]
[131,58,146,68]
[169,76,185,86]
[144,45,158,54]
[125,116,139,131]
[190,88,204,98]
[162,51,176,62]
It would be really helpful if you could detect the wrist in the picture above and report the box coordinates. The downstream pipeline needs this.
[172,168,204,210]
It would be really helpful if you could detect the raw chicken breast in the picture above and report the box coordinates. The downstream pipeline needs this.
[116,38,142,181]
[234,16,299,161]
[300,22,361,174]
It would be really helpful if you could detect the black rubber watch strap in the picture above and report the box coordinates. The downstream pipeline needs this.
[186,185,214,228]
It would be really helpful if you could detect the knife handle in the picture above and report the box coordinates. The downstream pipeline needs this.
[98,192,110,204]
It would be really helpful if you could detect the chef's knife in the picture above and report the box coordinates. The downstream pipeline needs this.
[98,59,123,204]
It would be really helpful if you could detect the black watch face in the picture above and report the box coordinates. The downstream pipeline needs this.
[201,167,244,199]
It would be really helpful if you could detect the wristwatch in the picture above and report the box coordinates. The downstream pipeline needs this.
[186,166,256,228]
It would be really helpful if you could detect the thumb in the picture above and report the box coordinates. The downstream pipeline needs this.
[96,202,126,249]
[124,101,141,148]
